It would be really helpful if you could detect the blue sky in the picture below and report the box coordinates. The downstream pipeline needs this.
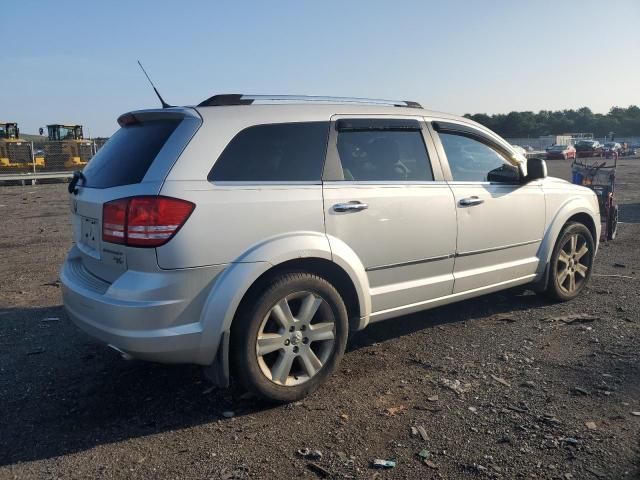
[3,0,639,137]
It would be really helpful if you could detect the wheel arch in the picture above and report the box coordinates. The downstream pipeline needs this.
[232,257,365,333]
[198,232,370,382]
[566,212,597,244]
[537,197,600,272]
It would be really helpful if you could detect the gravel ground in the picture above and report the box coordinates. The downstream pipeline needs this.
[1,158,639,480]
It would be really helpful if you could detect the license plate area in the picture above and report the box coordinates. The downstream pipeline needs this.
[79,216,101,258]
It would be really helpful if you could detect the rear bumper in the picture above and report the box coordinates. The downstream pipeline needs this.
[61,246,226,365]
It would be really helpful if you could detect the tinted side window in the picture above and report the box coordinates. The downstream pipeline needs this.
[83,120,180,188]
[209,122,329,182]
[336,130,433,181]
[439,132,519,183]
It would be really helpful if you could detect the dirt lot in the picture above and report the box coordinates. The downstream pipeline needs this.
[1,158,639,480]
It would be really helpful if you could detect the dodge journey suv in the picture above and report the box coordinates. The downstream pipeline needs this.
[62,94,600,402]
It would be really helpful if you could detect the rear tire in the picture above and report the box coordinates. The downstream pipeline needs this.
[231,273,348,403]
[543,222,594,301]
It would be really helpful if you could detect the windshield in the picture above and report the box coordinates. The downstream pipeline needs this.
[550,145,566,150]
[0,124,18,138]
[48,125,80,140]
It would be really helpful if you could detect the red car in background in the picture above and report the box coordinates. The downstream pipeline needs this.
[546,144,577,160]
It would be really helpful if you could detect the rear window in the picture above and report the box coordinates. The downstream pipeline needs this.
[208,122,329,182]
[82,119,180,188]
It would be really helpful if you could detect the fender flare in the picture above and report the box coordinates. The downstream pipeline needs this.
[325,233,372,330]
[536,196,600,275]
[197,231,370,368]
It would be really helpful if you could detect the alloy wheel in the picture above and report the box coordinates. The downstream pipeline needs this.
[256,291,336,386]
[556,233,591,294]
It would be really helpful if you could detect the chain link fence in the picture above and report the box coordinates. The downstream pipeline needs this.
[0,139,108,177]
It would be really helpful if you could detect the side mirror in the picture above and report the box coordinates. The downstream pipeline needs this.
[487,164,520,183]
[525,157,547,182]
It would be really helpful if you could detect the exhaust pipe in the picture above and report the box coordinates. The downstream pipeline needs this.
[108,344,134,361]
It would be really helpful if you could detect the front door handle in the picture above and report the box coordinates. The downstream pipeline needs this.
[458,196,484,207]
[333,201,369,213]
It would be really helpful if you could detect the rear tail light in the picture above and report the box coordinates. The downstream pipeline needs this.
[102,196,195,247]
[102,198,128,244]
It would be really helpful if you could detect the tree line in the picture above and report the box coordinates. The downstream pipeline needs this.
[464,105,640,138]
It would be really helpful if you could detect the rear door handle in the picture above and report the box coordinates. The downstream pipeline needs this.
[333,201,369,213]
[458,196,484,207]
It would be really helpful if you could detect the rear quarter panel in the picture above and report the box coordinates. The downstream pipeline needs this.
[157,106,334,268]
[156,181,325,268]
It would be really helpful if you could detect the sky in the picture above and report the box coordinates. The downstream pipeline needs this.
[2,0,639,137]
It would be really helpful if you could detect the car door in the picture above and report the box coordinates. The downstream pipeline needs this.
[429,120,545,293]
[322,116,457,320]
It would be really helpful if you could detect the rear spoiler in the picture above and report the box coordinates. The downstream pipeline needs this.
[117,107,200,127]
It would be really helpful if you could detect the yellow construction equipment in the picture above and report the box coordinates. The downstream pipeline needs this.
[43,124,93,169]
[0,122,39,170]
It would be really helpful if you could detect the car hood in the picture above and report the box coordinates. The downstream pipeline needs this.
[542,176,597,197]
[544,176,570,185]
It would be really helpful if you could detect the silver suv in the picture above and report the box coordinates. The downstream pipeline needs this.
[61,95,600,402]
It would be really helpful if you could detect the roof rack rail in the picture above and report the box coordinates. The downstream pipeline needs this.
[197,94,422,109]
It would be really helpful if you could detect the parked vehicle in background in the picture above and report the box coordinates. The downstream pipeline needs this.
[546,144,576,160]
[602,142,622,160]
[618,142,635,157]
[575,140,603,158]
[603,142,621,153]
[61,94,601,402]
[0,121,39,170]
[42,124,93,170]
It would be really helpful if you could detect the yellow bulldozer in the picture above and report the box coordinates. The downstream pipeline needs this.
[0,122,40,171]
[40,124,93,170]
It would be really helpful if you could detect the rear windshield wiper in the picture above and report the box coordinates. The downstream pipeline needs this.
[68,171,86,195]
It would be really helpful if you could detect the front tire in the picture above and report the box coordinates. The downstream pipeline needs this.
[231,273,348,402]
[544,222,594,301]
